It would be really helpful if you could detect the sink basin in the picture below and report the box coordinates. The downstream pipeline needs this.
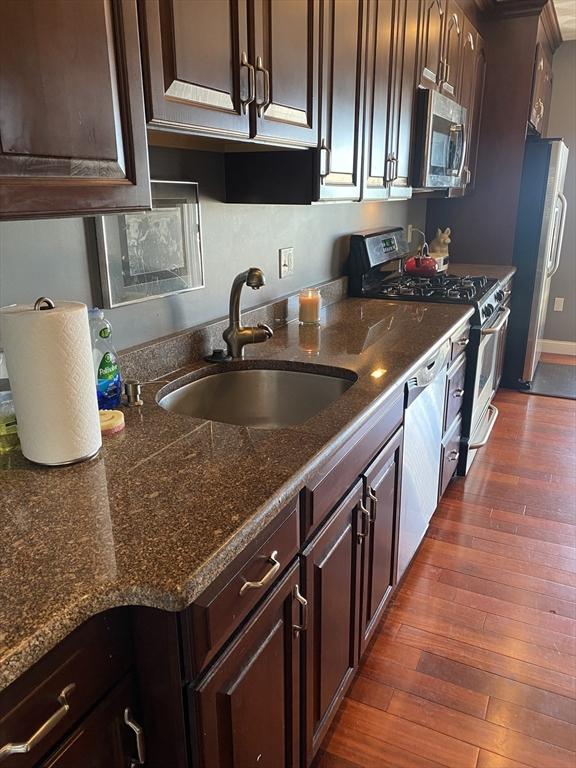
[157,364,357,428]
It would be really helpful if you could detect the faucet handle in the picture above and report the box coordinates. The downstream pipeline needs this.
[257,323,274,339]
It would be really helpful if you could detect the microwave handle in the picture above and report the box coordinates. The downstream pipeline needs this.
[457,122,467,180]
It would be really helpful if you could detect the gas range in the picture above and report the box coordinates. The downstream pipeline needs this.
[347,228,505,327]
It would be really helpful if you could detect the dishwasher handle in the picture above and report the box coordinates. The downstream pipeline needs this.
[405,341,450,407]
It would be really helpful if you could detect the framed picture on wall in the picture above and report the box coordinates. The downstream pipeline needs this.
[95,180,205,307]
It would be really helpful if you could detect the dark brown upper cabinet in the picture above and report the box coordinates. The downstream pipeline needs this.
[317,0,366,201]
[0,0,150,220]
[139,0,251,139]
[440,0,463,99]
[529,42,553,135]
[251,0,319,146]
[459,17,486,189]
[362,0,419,200]
[139,0,319,148]
[418,0,445,90]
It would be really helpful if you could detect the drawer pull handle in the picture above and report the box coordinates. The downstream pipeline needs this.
[367,486,377,522]
[239,551,281,595]
[448,450,460,462]
[452,388,465,398]
[357,502,371,541]
[0,683,76,761]
[293,584,308,636]
[240,51,255,114]
[124,708,145,765]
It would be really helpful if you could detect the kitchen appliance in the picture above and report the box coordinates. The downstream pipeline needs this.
[503,138,569,388]
[412,89,468,190]
[348,228,510,475]
[397,340,450,581]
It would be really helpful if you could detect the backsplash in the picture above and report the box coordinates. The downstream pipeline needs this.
[0,147,426,351]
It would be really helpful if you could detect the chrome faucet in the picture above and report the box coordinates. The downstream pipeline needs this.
[223,268,274,359]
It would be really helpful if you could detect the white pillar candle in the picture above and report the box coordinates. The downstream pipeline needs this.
[299,288,321,325]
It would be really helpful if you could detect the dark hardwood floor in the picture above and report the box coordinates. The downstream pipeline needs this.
[315,389,576,768]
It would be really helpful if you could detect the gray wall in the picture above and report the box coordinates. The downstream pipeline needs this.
[0,147,426,350]
[544,41,576,343]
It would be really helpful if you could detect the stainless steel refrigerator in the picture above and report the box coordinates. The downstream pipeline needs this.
[503,137,569,389]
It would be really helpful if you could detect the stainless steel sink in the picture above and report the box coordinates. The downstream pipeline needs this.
[157,365,357,428]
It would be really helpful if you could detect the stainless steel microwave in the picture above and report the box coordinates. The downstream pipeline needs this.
[412,89,468,189]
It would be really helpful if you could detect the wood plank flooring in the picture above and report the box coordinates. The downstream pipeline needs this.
[315,389,576,768]
[540,353,576,366]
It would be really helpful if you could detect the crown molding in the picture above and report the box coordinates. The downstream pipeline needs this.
[541,1,563,49]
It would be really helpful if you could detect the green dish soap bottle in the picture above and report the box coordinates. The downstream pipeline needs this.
[88,308,122,409]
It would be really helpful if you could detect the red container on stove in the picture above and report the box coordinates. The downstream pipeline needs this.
[403,253,440,278]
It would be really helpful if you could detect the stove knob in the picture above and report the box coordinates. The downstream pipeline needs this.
[495,290,504,302]
[483,303,495,317]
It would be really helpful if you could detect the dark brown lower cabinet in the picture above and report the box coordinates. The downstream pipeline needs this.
[41,676,142,768]
[360,428,403,654]
[191,561,303,768]
[302,480,364,764]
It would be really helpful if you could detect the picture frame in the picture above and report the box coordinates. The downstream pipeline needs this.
[95,180,205,308]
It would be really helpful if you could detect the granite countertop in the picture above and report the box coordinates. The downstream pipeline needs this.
[0,297,473,691]
[449,262,517,283]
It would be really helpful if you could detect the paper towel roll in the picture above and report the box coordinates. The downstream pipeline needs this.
[0,298,102,465]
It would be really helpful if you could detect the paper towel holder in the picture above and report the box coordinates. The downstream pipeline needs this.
[34,297,55,311]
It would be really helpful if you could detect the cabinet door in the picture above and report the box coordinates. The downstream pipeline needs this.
[41,676,142,768]
[251,0,319,146]
[139,0,250,139]
[362,0,394,199]
[530,44,548,134]
[458,14,477,187]
[360,429,403,654]
[418,0,445,89]
[467,30,486,190]
[318,0,365,201]
[440,0,462,98]
[0,0,150,219]
[302,481,364,763]
[387,0,420,197]
[193,562,302,768]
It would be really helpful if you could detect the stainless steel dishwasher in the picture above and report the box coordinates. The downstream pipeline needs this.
[397,340,451,581]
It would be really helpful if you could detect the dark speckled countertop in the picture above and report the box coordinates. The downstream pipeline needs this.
[0,297,473,691]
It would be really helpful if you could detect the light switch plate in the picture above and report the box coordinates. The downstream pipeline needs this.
[279,247,294,278]
[554,297,564,312]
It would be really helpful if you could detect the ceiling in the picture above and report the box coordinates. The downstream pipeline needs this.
[553,0,576,40]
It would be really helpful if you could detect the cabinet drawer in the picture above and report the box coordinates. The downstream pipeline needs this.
[301,391,403,541]
[184,500,299,676]
[450,324,470,363]
[440,416,462,499]
[445,355,466,433]
[0,611,131,768]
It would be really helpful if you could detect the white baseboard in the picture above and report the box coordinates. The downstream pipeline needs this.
[540,339,576,355]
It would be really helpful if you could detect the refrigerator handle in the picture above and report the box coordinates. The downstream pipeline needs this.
[549,192,567,278]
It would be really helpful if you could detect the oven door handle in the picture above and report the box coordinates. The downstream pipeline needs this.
[470,404,499,449]
[481,307,510,336]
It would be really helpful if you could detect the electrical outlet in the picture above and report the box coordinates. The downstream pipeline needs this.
[553,297,564,312]
[279,247,294,278]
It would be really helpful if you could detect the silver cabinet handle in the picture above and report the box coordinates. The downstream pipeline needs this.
[367,486,377,522]
[320,138,331,180]
[293,584,308,636]
[0,684,76,761]
[240,51,255,114]
[357,502,371,541]
[239,551,280,595]
[470,404,499,449]
[452,388,465,398]
[448,449,460,462]
[255,55,270,117]
[124,708,145,766]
